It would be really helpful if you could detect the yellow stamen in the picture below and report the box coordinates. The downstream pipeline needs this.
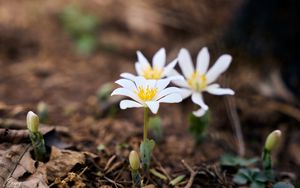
[142,66,162,80]
[137,86,158,101]
[187,71,207,91]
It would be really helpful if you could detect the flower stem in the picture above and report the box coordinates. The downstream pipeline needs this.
[144,107,149,141]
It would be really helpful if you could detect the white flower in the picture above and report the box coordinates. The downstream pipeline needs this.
[121,48,178,80]
[172,47,235,116]
[111,76,183,114]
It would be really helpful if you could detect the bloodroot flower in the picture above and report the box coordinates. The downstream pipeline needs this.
[111,76,183,114]
[121,48,178,80]
[172,47,235,116]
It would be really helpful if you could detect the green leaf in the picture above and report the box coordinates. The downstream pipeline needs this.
[140,139,155,170]
[220,153,258,167]
[250,181,265,188]
[239,168,254,180]
[60,5,99,55]
[148,116,163,142]
[254,171,268,183]
[274,182,295,188]
[188,111,210,143]
[233,173,248,185]
[170,175,186,186]
[97,83,114,102]
[75,35,97,55]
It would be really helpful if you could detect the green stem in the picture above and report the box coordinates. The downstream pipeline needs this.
[143,107,149,141]
[29,131,46,161]
[131,170,141,187]
[262,149,272,171]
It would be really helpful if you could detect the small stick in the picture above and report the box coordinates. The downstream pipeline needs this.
[181,160,197,188]
[152,156,171,180]
[225,96,245,157]
[78,166,88,176]
[104,155,116,172]
[103,176,124,188]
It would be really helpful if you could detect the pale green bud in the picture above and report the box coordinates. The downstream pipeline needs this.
[265,130,281,152]
[27,111,40,133]
[129,150,140,171]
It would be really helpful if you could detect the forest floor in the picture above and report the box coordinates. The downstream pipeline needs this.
[0,0,299,187]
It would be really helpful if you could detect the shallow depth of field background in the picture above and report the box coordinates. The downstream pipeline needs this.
[0,0,300,186]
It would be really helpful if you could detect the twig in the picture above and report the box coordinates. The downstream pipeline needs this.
[104,176,124,188]
[104,155,116,172]
[225,96,245,157]
[3,144,32,187]
[78,166,88,176]
[152,156,171,181]
[181,160,196,188]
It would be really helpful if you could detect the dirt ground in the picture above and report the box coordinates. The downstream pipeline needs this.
[0,0,299,187]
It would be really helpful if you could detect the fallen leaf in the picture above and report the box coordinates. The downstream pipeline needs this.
[0,143,48,188]
[46,146,96,181]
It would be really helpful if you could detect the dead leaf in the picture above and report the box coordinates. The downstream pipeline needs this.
[46,146,96,181]
[0,127,53,144]
[0,143,48,188]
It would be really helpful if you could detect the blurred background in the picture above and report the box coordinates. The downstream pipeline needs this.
[0,0,300,182]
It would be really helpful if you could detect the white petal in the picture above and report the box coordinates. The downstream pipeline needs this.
[178,88,193,99]
[111,88,140,102]
[205,83,220,89]
[169,70,189,88]
[178,48,194,78]
[145,101,160,114]
[191,92,208,110]
[153,48,166,70]
[206,54,232,84]
[137,51,151,68]
[120,100,143,109]
[145,79,157,88]
[132,76,147,88]
[172,79,189,88]
[206,86,235,95]
[162,58,177,77]
[155,87,182,99]
[196,47,210,74]
[120,73,136,80]
[193,108,207,117]
[115,79,137,90]
[157,93,182,103]
[155,78,171,92]
[133,76,156,90]
[135,62,143,76]
[167,75,184,81]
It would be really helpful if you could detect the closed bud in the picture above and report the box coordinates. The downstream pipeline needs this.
[265,130,281,152]
[27,111,40,133]
[129,150,140,171]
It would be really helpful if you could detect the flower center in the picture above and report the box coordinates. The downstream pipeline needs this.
[137,86,158,101]
[143,67,162,80]
[187,71,207,91]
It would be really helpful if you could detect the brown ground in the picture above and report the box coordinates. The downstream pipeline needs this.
[0,0,299,187]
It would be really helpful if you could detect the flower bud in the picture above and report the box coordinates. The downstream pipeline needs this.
[129,150,140,171]
[265,130,281,152]
[37,102,48,119]
[27,111,40,133]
